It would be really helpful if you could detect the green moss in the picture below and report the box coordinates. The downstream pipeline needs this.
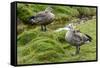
[17,3,96,24]
[17,4,97,64]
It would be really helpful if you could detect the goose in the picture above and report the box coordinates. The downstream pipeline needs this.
[65,24,92,55]
[29,7,55,31]
[55,23,92,55]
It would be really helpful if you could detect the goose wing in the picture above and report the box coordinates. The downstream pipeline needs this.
[36,11,47,17]
[72,30,92,45]
[72,33,83,44]
[71,30,87,45]
[34,11,47,23]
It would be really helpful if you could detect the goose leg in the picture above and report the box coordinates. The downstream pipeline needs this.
[75,45,80,55]
[41,25,44,31]
[44,25,47,31]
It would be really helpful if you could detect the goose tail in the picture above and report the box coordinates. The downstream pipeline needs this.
[85,34,92,42]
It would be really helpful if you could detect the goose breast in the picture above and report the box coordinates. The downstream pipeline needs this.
[65,30,84,46]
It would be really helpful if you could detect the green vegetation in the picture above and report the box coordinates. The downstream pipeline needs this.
[17,3,97,65]
[17,4,96,23]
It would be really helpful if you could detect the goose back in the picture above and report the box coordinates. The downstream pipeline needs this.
[65,30,92,46]
[31,10,55,25]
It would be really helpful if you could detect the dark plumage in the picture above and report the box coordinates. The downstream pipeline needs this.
[28,7,55,31]
[84,34,92,42]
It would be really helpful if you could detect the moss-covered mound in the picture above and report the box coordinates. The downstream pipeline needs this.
[17,19,96,65]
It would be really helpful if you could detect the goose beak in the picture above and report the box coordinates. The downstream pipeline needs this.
[64,26,70,30]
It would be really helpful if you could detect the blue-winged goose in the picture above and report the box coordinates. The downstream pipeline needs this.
[65,24,92,55]
[29,7,55,31]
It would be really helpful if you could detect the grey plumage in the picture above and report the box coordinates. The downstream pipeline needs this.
[65,24,92,55]
[29,7,55,31]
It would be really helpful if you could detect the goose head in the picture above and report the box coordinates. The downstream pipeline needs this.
[45,7,53,12]
[65,23,75,31]
[28,16,36,25]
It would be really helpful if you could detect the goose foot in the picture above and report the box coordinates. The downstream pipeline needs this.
[71,52,79,56]
[71,53,77,56]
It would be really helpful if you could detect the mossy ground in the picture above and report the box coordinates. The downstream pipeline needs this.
[17,19,96,65]
[17,3,97,65]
